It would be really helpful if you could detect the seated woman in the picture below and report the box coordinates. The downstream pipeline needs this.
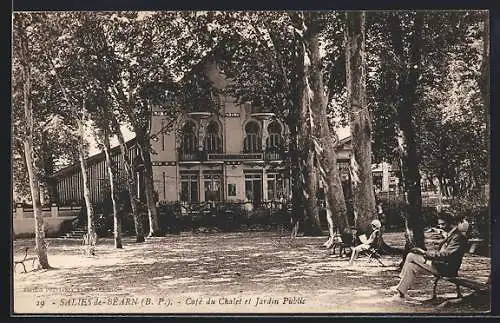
[348,219,382,265]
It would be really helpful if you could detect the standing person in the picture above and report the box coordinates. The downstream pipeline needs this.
[391,212,468,301]
[377,202,387,233]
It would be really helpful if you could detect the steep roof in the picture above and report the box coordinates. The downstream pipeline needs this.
[49,137,137,179]
[337,136,352,149]
[48,45,227,181]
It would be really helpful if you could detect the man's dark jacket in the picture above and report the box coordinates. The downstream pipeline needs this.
[425,227,468,276]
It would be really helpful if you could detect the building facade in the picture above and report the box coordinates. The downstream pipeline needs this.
[148,56,355,206]
[48,55,398,207]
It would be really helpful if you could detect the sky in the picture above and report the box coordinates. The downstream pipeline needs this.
[337,126,350,140]
[86,125,135,156]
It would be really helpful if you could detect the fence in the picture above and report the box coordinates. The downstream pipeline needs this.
[13,204,82,219]
[13,204,82,238]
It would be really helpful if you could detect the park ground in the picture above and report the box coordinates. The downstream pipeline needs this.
[12,230,491,315]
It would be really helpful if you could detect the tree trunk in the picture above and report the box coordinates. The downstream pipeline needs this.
[136,134,161,237]
[112,118,145,243]
[77,118,96,242]
[345,11,376,234]
[479,12,490,122]
[390,12,425,249]
[23,140,50,268]
[18,25,50,268]
[296,44,321,236]
[304,12,349,235]
[39,131,56,204]
[102,132,122,249]
[287,16,306,238]
[304,142,322,235]
[306,151,322,235]
[22,83,50,267]
[289,130,304,238]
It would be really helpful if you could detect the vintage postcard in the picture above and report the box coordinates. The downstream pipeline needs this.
[11,10,491,315]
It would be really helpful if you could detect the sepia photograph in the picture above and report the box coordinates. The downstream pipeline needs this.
[11,10,491,315]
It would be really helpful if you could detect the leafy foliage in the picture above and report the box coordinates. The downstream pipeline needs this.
[12,11,488,209]
[12,13,82,203]
[366,11,489,199]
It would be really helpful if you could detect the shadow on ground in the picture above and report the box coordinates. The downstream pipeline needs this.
[12,231,491,314]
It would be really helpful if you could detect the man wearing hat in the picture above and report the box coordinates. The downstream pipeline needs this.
[391,211,469,301]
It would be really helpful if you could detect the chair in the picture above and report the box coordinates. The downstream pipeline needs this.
[355,231,386,266]
[365,247,385,266]
[331,229,356,257]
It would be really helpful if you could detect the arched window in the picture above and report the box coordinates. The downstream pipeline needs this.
[266,121,282,149]
[204,121,222,153]
[181,121,197,153]
[244,121,261,153]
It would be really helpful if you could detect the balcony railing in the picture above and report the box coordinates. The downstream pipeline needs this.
[179,150,284,162]
[264,149,284,161]
[207,152,263,161]
[179,151,203,161]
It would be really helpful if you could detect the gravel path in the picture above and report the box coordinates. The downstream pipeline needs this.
[12,231,491,314]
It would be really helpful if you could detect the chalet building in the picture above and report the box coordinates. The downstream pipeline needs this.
[146,55,361,206]
[48,130,397,208]
[47,137,358,207]
[47,54,399,207]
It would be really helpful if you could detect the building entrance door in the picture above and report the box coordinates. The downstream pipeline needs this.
[245,174,262,206]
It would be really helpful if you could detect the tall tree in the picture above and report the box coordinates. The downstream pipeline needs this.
[388,12,425,248]
[12,13,50,268]
[366,11,489,251]
[73,16,125,248]
[300,12,349,237]
[101,12,165,237]
[100,12,226,237]
[98,128,123,248]
[298,39,320,236]
[290,12,351,239]
[76,111,97,249]
[40,12,121,249]
[217,12,349,237]
[46,62,98,251]
[344,11,376,233]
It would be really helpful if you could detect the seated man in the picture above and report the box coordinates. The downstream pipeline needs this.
[391,212,468,301]
[348,219,382,265]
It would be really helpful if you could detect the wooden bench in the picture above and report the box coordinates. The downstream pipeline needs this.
[413,261,489,300]
[14,247,38,273]
[468,238,488,254]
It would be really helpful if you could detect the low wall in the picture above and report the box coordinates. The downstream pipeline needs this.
[13,204,81,238]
